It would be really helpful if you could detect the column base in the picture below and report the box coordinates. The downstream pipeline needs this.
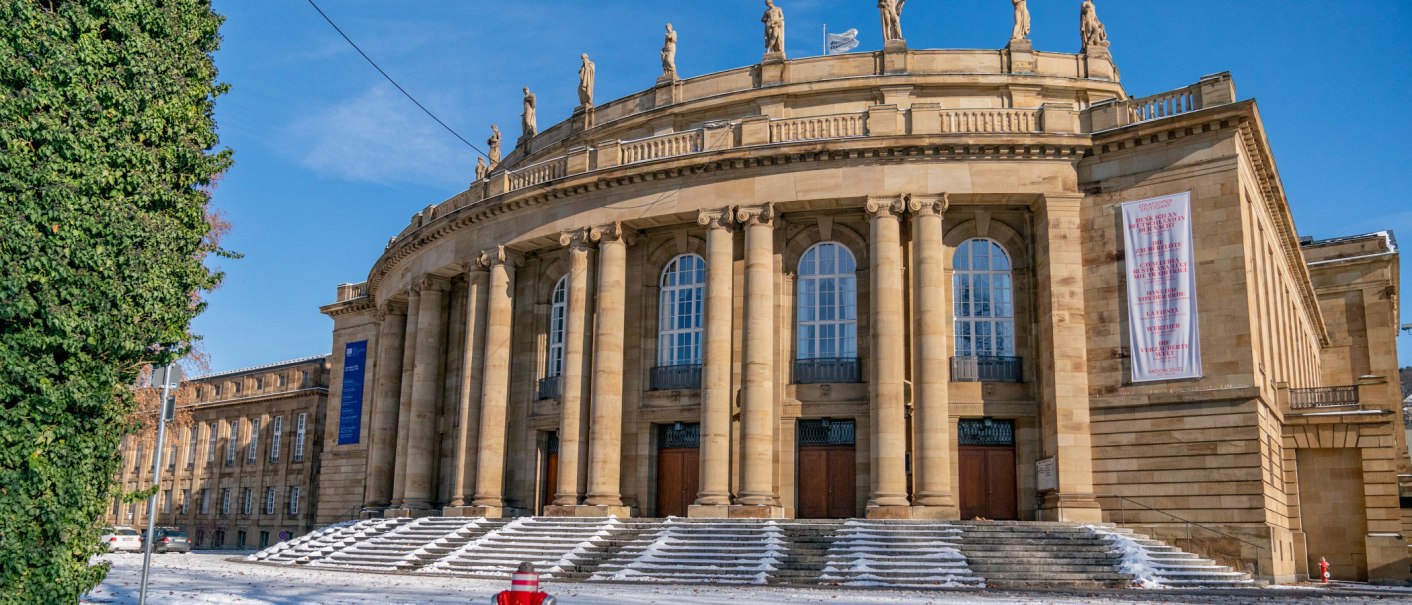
[382,507,438,519]
[909,504,961,520]
[727,504,785,519]
[865,505,914,520]
[1037,492,1104,523]
[543,504,632,518]
[687,504,732,518]
[359,507,387,520]
[445,505,513,519]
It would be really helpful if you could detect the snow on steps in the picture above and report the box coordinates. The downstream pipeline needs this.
[1089,525,1257,588]
[819,520,982,588]
[591,518,786,585]
[956,522,1131,589]
[314,517,493,571]
[422,516,622,579]
[246,519,375,565]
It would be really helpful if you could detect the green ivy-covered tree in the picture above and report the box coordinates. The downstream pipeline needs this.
[0,1,231,602]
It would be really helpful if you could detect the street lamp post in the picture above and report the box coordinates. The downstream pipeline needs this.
[138,364,179,605]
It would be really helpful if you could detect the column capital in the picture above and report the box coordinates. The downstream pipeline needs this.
[411,274,452,294]
[907,193,950,216]
[588,221,635,246]
[478,246,524,268]
[865,195,906,219]
[559,226,596,250]
[697,207,736,231]
[375,299,409,322]
[458,257,490,275]
[735,203,775,227]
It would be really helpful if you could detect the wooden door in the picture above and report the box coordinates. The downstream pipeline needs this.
[959,445,1017,520]
[798,445,857,518]
[540,432,559,514]
[656,447,699,518]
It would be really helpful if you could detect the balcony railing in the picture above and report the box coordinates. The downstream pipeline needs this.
[650,364,702,391]
[537,376,563,401]
[950,356,1023,383]
[1289,385,1359,410]
[793,357,862,384]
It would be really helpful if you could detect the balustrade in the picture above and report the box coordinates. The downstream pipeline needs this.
[939,109,1041,134]
[620,130,704,165]
[769,113,868,143]
[1288,385,1360,409]
[508,156,568,191]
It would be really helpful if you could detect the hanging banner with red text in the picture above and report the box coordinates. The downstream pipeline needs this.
[1122,192,1203,382]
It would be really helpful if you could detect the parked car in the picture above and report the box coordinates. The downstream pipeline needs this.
[100,527,142,553]
[142,528,191,554]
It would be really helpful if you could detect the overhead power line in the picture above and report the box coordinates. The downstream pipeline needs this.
[304,0,485,158]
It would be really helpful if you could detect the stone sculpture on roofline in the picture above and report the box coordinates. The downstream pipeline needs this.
[879,0,906,45]
[763,0,785,59]
[487,125,501,167]
[521,86,537,140]
[1011,0,1030,41]
[661,23,678,81]
[1081,0,1110,49]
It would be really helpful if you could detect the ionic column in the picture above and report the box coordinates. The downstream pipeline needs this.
[471,247,519,514]
[584,223,630,513]
[692,209,734,513]
[448,263,489,510]
[403,275,450,510]
[734,204,779,512]
[908,194,959,518]
[866,196,910,516]
[363,299,408,512]
[1035,193,1102,523]
[552,228,594,508]
[388,288,420,511]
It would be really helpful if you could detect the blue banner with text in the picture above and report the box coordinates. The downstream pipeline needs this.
[337,340,368,445]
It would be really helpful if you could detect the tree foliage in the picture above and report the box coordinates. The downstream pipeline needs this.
[0,1,230,602]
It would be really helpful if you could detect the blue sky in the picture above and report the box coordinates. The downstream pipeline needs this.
[196,0,1412,373]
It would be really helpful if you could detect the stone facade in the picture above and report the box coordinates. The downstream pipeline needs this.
[108,356,330,550]
[314,46,1407,583]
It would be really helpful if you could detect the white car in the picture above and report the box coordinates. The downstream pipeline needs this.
[101,527,142,553]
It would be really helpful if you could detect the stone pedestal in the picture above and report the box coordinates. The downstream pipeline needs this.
[445,505,508,519]
[543,504,632,518]
[654,75,681,107]
[686,504,731,518]
[1007,38,1035,74]
[359,507,387,520]
[1082,45,1116,81]
[383,507,437,519]
[759,52,785,87]
[571,105,594,132]
[882,40,908,74]
[865,505,914,520]
[727,505,785,519]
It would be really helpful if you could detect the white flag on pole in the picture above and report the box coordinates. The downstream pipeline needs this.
[827,29,860,55]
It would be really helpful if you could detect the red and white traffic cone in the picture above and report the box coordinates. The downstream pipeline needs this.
[494,562,557,605]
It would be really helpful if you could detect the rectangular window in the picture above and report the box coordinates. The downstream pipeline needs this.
[133,446,143,474]
[161,489,170,514]
[269,416,283,463]
[207,422,218,467]
[180,489,189,515]
[237,530,246,549]
[255,377,265,390]
[226,420,238,465]
[288,486,301,516]
[200,488,210,515]
[213,384,222,397]
[241,487,252,515]
[233,381,242,394]
[264,486,275,515]
[168,438,178,470]
[221,488,231,515]
[214,529,225,548]
[187,426,199,468]
[195,386,204,400]
[247,418,261,463]
[278,374,288,387]
[293,413,307,462]
[301,370,310,386]
[127,502,137,519]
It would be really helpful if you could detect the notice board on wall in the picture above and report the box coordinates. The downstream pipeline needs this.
[1121,192,1203,383]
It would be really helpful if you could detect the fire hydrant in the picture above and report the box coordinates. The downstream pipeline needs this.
[493,562,557,605]
[1318,557,1331,584]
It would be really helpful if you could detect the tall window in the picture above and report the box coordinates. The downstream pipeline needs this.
[241,487,253,515]
[269,416,283,463]
[206,422,218,467]
[293,413,307,462]
[796,242,859,360]
[221,488,231,515]
[225,420,238,465]
[953,238,1015,357]
[246,418,260,464]
[545,275,568,379]
[200,488,210,515]
[264,487,276,516]
[187,426,199,468]
[288,486,301,515]
[180,489,189,515]
[658,254,706,366]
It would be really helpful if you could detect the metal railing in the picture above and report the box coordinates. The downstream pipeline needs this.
[950,356,1023,383]
[649,364,702,391]
[536,376,563,400]
[1289,385,1359,409]
[793,357,862,384]
[1110,494,1266,580]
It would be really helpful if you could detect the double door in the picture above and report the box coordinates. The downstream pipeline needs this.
[957,419,1017,520]
[655,423,701,518]
[797,419,857,519]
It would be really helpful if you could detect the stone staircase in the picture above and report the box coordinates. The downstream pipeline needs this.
[957,522,1130,589]
[1090,525,1257,588]
[246,519,368,564]
[591,518,786,584]
[818,520,983,588]
[316,517,496,571]
[423,516,625,579]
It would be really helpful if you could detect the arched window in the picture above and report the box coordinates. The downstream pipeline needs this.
[545,275,568,379]
[658,254,706,366]
[796,242,859,382]
[953,238,1015,358]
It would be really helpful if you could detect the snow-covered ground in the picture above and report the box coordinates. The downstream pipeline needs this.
[84,552,1410,604]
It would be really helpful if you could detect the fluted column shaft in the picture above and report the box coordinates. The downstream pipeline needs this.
[363,301,407,511]
[403,276,450,510]
[585,224,628,507]
[450,266,490,508]
[554,230,594,506]
[866,196,910,511]
[389,290,420,509]
[909,194,958,515]
[695,209,734,507]
[736,204,777,507]
[472,249,517,510]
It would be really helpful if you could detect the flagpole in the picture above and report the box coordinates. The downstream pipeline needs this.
[822,23,827,56]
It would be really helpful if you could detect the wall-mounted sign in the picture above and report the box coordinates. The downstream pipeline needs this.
[1037,457,1057,492]
[1122,192,1203,382]
[337,340,368,445]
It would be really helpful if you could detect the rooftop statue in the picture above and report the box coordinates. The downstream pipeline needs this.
[1011,0,1030,41]
[487,125,501,166]
[578,54,596,107]
[1081,0,1110,48]
[522,87,537,138]
[763,0,785,56]
[879,0,906,43]
[661,23,678,79]
[475,156,487,181]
